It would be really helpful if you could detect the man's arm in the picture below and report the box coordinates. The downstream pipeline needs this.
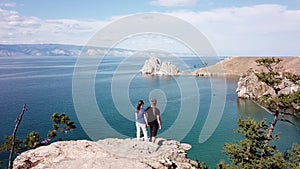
[157,108,162,129]
[144,113,148,127]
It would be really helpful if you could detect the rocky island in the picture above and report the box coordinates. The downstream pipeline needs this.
[141,56,180,75]
[13,138,199,169]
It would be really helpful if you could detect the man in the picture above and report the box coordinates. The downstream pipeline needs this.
[146,98,162,143]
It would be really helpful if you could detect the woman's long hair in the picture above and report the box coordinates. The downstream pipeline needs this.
[136,100,144,113]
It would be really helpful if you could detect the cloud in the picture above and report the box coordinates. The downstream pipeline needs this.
[150,0,197,7]
[167,4,300,55]
[0,8,110,45]
[0,2,16,7]
[1,4,300,55]
[114,4,300,56]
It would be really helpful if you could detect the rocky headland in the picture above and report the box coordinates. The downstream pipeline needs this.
[13,138,199,169]
[193,57,300,77]
[209,57,300,118]
[191,56,300,118]
[236,68,300,118]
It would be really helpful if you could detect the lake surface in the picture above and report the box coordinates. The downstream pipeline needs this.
[0,56,299,168]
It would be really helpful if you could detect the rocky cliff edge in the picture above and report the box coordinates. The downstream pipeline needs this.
[13,138,199,169]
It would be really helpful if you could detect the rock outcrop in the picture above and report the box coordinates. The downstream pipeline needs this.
[236,69,300,117]
[13,138,199,169]
[141,56,180,75]
[236,69,274,99]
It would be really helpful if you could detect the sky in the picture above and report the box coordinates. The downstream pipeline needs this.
[1,0,300,56]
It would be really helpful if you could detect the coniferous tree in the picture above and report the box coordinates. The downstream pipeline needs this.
[24,131,40,149]
[285,144,300,168]
[255,57,300,138]
[222,118,293,169]
[48,112,76,140]
[0,136,22,154]
[0,111,76,168]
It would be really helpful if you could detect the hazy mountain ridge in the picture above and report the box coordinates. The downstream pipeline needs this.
[0,44,135,57]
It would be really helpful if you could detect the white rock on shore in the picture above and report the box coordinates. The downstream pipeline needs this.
[13,138,198,169]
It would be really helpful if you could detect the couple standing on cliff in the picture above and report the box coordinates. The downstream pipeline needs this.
[135,98,162,143]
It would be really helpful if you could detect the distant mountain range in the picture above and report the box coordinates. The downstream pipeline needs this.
[0,44,135,57]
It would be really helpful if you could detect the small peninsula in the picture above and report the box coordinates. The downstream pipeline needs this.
[193,57,300,77]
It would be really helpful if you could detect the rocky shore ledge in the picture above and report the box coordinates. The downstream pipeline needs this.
[13,138,199,169]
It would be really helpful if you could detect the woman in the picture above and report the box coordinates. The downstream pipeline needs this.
[135,100,148,141]
[146,98,162,143]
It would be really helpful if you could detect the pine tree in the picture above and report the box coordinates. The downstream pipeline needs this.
[0,136,22,154]
[255,57,300,138]
[0,110,76,169]
[24,131,40,149]
[48,112,76,140]
[285,144,300,168]
[222,118,289,169]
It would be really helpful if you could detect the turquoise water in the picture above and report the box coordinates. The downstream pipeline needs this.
[0,56,299,168]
